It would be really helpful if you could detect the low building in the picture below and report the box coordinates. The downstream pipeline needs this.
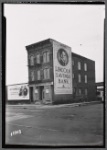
[26,39,96,104]
[96,82,104,102]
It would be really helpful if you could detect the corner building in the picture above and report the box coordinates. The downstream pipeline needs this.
[26,39,96,104]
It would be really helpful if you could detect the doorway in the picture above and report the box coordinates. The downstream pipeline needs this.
[39,86,44,100]
[30,87,33,102]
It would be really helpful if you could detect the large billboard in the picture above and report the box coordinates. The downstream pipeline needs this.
[7,83,29,100]
[53,40,73,94]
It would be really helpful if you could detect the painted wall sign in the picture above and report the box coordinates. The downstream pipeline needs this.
[7,84,29,100]
[53,41,73,94]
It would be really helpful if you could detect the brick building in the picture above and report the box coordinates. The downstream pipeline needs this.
[26,39,96,104]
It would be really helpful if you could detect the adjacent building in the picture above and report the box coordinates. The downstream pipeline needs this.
[96,82,104,101]
[26,39,96,104]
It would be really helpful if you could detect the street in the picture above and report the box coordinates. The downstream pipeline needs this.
[5,103,104,146]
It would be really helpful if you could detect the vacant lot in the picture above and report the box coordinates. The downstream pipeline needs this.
[5,103,104,146]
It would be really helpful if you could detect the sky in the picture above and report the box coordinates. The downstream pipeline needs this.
[4,4,105,85]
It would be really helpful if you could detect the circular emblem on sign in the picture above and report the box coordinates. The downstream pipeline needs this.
[57,49,69,66]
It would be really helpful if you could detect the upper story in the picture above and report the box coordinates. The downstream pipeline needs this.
[72,53,95,86]
[26,39,53,84]
[26,39,95,85]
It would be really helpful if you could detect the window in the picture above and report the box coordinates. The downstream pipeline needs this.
[30,71,35,81]
[43,51,50,63]
[47,51,50,62]
[47,68,50,79]
[78,62,81,70]
[85,89,88,95]
[85,75,87,83]
[84,63,87,71]
[43,52,46,63]
[79,89,82,95]
[36,54,40,64]
[43,69,47,79]
[37,70,41,80]
[78,74,81,83]
[43,68,50,79]
[30,55,35,66]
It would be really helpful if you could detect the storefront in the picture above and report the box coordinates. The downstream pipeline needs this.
[29,82,53,104]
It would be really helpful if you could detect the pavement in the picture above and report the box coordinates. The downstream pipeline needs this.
[5,102,104,147]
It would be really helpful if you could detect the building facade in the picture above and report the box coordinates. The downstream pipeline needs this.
[26,39,96,104]
[96,82,104,102]
[72,53,96,102]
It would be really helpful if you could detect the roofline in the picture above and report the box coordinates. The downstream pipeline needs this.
[25,38,52,49]
[72,52,95,62]
[25,38,71,50]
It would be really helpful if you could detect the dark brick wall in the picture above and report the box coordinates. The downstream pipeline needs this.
[26,39,96,104]
[52,94,73,104]
[26,41,54,85]
[72,53,96,102]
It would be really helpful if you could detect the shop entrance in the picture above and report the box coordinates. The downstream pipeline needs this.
[30,87,33,102]
[39,86,44,100]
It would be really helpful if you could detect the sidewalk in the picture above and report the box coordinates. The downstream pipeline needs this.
[6,101,101,109]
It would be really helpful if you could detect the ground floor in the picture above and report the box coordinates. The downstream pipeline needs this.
[5,103,104,146]
[29,82,53,104]
[6,82,97,105]
[29,82,96,104]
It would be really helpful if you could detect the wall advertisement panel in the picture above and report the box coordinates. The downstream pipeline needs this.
[53,40,73,94]
[7,84,29,100]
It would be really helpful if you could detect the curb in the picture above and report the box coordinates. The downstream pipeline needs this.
[6,101,101,109]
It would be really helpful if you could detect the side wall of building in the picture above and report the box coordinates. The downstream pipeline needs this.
[72,53,96,102]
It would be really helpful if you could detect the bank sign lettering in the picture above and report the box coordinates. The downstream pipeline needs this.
[53,41,73,94]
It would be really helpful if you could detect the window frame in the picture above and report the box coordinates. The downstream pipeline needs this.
[78,74,81,83]
[85,75,87,83]
[30,55,35,66]
[30,70,35,81]
[84,63,87,71]
[37,70,41,80]
[78,61,81,70]
[36,53,40,64]
[43,51,50,63]
[43,68,50,80]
